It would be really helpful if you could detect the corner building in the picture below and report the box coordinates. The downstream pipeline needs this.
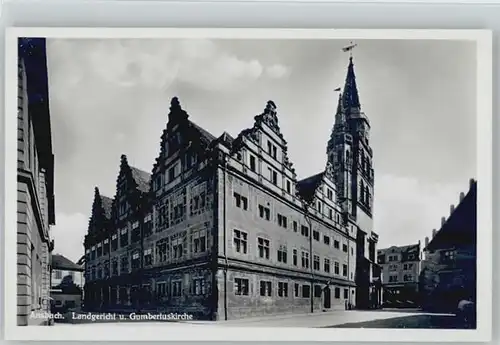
[17,38,56,325]
[83,56,380,319]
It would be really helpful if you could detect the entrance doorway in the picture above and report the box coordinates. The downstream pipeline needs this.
[323,286,331,309]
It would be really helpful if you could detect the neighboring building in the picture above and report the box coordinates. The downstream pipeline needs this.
[50,254,85,311]
[420,178,477,313]
[377,243,421,307]
[83,55,380,320]
[17,38,56,326]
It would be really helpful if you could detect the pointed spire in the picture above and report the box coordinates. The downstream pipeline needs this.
[342,56,361,113]
[334,92,345,129]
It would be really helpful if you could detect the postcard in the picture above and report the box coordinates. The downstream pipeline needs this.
[3,27,492,342]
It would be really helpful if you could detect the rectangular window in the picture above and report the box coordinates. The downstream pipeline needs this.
[172,281,182,297]
[54,270,62,279]
[313,255,320,271]
[235,278,249,296]
[335,287,340,299]
[278,282,288,297]
[286,180,291,193]
[258,204,271,221]
[329,208,333,219]
[120,256,129,274]
[344,288,349,299]
[272,171,278,185]
[234,229,248,254]
[112,260,118,276]
[260,281,272,297]
[120,229,129,247]
[334,240,340,249]
[293,249,298,266]
[343,264,348,277]
[234,192,248,210]
[323,235,330,245]
[317,201,322,213]
[314,285,322,298]
[294,283,299,297]
[249,155,256,172]
[131,252,140,270]
[277,245,287,263]
[301,225,309,237]
[301,251,310,269]
[342,243,348,252]
[313,231,320,241]
[302,285,311,298]
[277,214,287,228]
[324,258,330,273]
[258,237,270,259]
[334,261,340,275]
[272,146,277,160]
[293,221,298,232]
[389,275,398,282]
[192,278,206,295]
[144,248,153,266]
[327,189,333,200]
[168,167,175,182]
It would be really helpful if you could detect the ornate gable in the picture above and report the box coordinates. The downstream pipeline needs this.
[153,97,217,174]
[230,100,296,175]
[114,154,151,217]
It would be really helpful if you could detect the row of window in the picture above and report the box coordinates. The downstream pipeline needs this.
[87,232,208,280]
[234,278,351,300]
[388,274,414,283]
[234,230,349,276]
[235,191,344,227]
[388,263,415,271]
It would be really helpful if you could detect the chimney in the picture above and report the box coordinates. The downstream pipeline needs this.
[469,178,475,188]
[441,217,446,226]
[432,229,437,238]
[425,236,429,247]
[459,192,465,202]
[450,204,455,214]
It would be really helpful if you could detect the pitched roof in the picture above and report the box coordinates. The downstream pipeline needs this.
[130,166,151,193]
[51,254,84,271]
[189,120,216,145]
[101,195,113,219]
[378,243,420,254]
[297,172,324,203]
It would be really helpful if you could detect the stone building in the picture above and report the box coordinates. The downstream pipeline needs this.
[16,38,56,325]
[83,55,380,319]
[420,179,477,313]
[377,243,421,307]
[50,254,85,312]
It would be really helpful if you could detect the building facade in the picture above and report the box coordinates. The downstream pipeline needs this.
[83,55,380,319]
[17,38,56,326]
[377,243,421,307]
[50,254,85,312]
[420,179,477,314]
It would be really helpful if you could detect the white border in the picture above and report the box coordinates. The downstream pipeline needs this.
[3,28,492,342]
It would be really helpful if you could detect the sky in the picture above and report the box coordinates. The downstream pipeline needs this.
[43,38,477,262]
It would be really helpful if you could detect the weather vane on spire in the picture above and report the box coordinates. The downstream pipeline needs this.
[342,41,358,58]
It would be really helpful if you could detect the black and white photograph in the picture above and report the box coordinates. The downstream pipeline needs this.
[3,28,492,342]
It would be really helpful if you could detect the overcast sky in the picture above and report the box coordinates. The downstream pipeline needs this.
[44,38,477,262]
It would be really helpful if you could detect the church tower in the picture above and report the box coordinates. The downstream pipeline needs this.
[328,55,374,227]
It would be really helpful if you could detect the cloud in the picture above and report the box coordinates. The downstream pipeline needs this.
[47,39,289,93]
[51,212,88,263]
[374,174,472,249]
[266,64,290,79]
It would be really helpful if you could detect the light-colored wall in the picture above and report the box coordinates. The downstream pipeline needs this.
[17,59,52,326]
[51,269,84,287]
